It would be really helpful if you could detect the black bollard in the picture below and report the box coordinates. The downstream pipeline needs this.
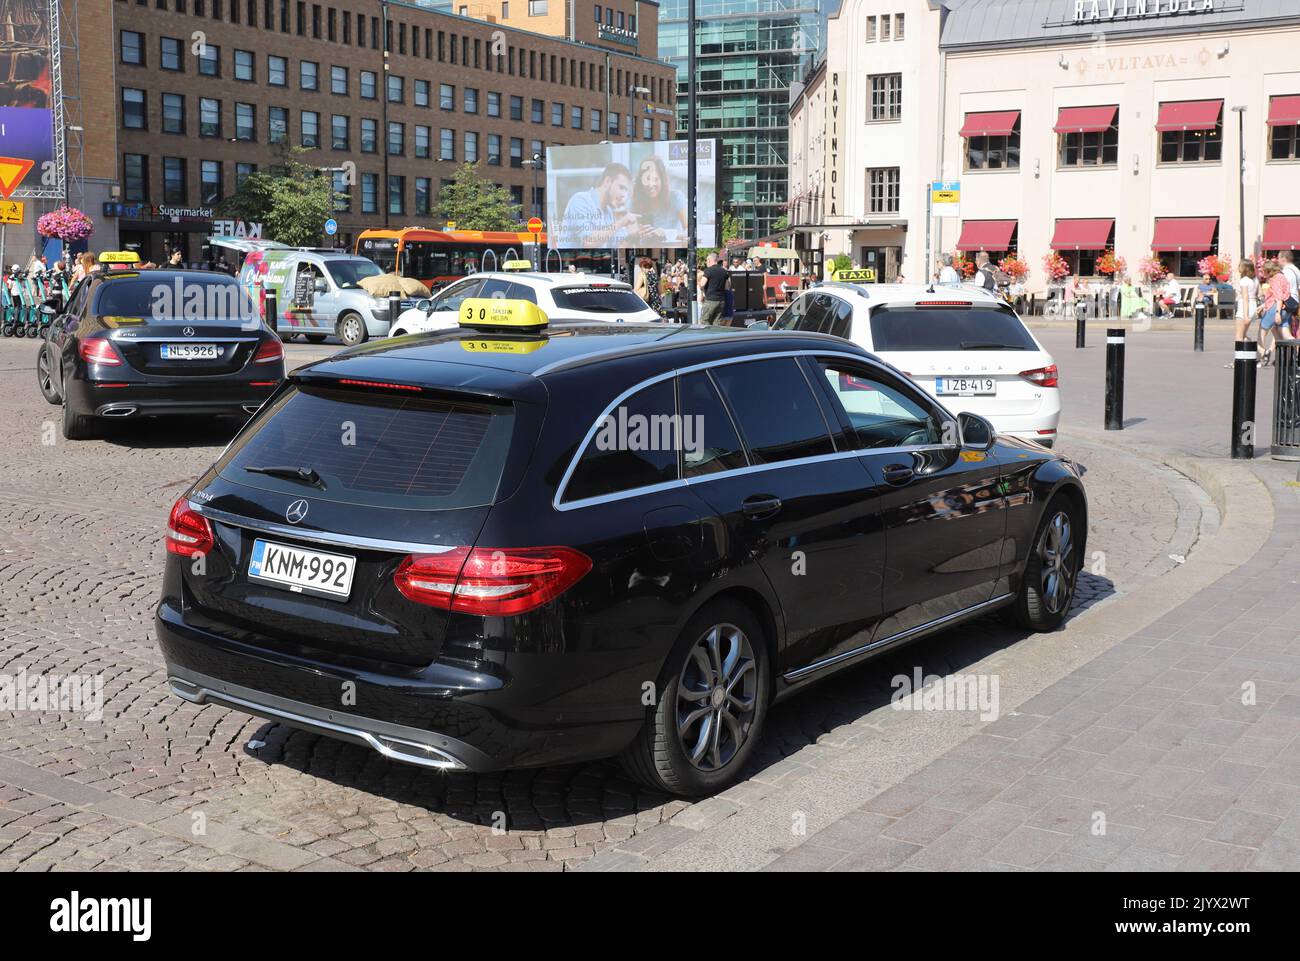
[264,289,278,334]
[1194,300,1206,352]
[1105,328,1125,430]
[1232,339,1257,459]
[1075,302,1086,349]
[389,293,401,327]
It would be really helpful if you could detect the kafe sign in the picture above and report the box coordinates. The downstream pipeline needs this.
[1073,0,1215,23]
[211,219,263,239]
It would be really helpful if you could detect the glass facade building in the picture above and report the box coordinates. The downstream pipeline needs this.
[660,0,833,239]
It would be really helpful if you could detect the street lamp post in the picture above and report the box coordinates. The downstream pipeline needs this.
[1231,105,1247,263]
[522,153,544,269]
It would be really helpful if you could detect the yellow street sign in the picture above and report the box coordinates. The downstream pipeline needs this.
[931,189,960,204]
[0,200,23,225]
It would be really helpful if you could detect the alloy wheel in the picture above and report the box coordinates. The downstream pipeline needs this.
[1039,510,1076,615]
[676,622,758,772]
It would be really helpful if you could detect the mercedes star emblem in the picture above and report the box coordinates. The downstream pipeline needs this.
[285,499,309,524]
[183,326,196,337]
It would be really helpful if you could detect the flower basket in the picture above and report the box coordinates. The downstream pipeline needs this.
[36,206,95,243]
[998,254,1029,282]
[1196,253,1232,282]
[1095,249,1126,278]
[1137,256,1168,285]
[952,252,976,278]
[1042,251,1071,282]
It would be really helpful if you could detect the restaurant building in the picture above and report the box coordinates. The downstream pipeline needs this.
[790,0,1300,292]
[108,0,675,261]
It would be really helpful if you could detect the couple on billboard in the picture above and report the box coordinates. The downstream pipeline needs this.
[557,154,689,250]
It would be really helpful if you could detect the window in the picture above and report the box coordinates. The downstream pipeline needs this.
[160,36,182,71]
[236,163,257,191]
[571,105,582,129]
[895,13,905,40]
[487,133,502,165]
[234,49,254,81]
[510,137,523,167]
[122,87,146,128]
[415,78,430,107]
[642,118,652,139]
[357,117,376,153]
[868,304,1038,352]
[464,130,478,163]
[360,70,377,99]
[123,154,148,201]
[869,73,902,121]
[415,177,432,216]
[711,359,834,465]
[966,122,1022,170]
[414,124,430,158]
[528,0,547,13]
[488,91,501,117]
[510,95,523,120]
[121,30,144,65]
[198,44,220,77]
[331,65,348,95]
[678,371,747,478]
[594,4,601,22]
[301,111,320,148]
[865,15,875,41]
[236,102,255,141]
[440,83,455,110]
[659,120,670,140]
[532,99,544,123]
[868,167,900,214]
[773,293,839,336]
[440,128,455,161]
[1160,126,1222,164]
[198,98,221,138]
[608,111,619,135]
[331,114,349,150]
[464,87,478,114]
[881,12,891,40]
[563,379,678,502]
[1273,123,1300,161]
[268,55,286,86]
[162,157,187,203]
[388,121,404,156]
[814,361,943,451]
[361,172,378,213]
[269,106,288,144]
[552,102,563,126]
[387,74,403,103]
[1059,111,1119,167]
[331,169,350,211]
[591,109,602,132]
[161,93,184,134]
[200,160,222,205]
[300,60,318,90]
[388,175,405,215]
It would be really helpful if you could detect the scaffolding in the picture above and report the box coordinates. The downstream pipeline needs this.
[9,0,68,201]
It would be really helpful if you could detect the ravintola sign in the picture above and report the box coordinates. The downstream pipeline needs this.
[1073,0,1216,23]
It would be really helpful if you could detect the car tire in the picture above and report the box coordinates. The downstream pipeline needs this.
[622,598,770,797]
[1007,496,1081,632]
[305,333,328,344]
[336,312,367,347]
[60,378,97,441]
[36,345,62,405]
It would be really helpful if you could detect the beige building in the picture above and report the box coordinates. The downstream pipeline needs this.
[790,0,1300,292]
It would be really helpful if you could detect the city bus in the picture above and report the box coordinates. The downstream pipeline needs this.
[354,228,613,291]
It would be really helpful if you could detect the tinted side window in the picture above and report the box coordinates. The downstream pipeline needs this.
[825,297,854,340]
[774,293,829,332]
[505,282,538,304]
[435,278,484,312]
[711,358,835,465]
[814,360,944,449]
[678,371,747,478]
[564,378,678,502]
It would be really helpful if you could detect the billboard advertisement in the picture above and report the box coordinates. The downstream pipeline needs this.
[0,0,54,195]
[546,139,716,250]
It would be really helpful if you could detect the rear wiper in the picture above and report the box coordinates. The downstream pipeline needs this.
[960,342,1025,350]
[244,465,326,490]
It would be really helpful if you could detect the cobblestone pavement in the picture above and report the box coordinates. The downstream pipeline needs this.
[0,337,1215,871]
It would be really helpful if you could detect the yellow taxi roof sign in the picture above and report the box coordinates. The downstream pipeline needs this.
[98,250,141,264]
[459,297,548,330]
[501,259,534,271]
[831,268,876,283]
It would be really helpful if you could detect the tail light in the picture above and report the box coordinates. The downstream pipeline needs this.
[1019,364,1059,388]
[80,338,122,366]
[166,497,214,557]
[252,338,284,364]
[394,546,592,616]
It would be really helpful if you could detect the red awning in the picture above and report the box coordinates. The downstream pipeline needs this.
[958,110,1021,138]
[1154,100,1223,132]
[1151,217,1219,251]
[1050,219,1115,251]
[1053,105,1117,134]
[1263,216,1300,250]
[955,220,1018,252]
[1267,95,1300,127]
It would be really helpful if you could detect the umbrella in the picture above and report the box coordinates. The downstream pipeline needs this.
[359,272,430,297]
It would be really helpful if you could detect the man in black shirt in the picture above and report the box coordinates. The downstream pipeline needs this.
[699,252,731,324]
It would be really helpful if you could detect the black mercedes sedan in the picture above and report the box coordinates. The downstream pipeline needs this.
[155,299,1087,796]
[37,257,285,440]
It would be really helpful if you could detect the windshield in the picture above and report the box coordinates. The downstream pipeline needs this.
[550,286,649,314]
[326,259,383,289]
[869,305,1038,351]
[92,276,258,323]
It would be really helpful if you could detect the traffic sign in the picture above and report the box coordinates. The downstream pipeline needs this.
[0,158,35,199]
[527,217,543,235]
[931,180,961,218]
[324,218,338,236]
[0,200,24,225]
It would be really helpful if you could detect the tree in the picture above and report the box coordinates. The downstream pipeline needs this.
[437,163,522,230]
[720,210,743,246]
[218,145,339,247]
[772,215,789,233]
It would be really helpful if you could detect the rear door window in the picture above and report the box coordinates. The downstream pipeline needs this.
[869,305,1038,351]
[678,371,748,478]
[217,385,516,510]
[563,378,678,502]
[434,278,484,313]
[709,358,835,465]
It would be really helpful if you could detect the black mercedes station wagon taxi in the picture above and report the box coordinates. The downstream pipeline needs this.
[156,298,1087,796]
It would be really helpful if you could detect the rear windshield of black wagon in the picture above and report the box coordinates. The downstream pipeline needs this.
[216,385,516,510]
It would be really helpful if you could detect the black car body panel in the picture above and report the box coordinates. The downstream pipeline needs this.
[155,321,1087,776]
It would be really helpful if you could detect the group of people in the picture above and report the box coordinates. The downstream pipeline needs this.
[1227,251,1300,368]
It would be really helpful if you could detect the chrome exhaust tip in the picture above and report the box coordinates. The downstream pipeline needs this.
[241,404,261,414]
[101,406,137,417]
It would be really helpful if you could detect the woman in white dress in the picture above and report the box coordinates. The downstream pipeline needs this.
[1229,260,1259,367]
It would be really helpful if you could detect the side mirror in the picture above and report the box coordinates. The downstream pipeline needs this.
[313,277,328,293]
[416,298,433,314]
[957,412,996,451]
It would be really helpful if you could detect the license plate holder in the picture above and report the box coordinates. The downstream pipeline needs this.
[247,538,356,600]
[161,343,220,360]
[936,377,996,396]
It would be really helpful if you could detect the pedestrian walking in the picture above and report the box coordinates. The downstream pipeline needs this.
[975,252,998,291]
[1226,260,1260,367]
[938,254,961,286]
[1278,250,1300,337]
[699,252,730,325]
[1258,262,1293,366]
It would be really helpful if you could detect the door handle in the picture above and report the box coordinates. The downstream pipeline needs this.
[882,464,915,485]
[741,495,782,519]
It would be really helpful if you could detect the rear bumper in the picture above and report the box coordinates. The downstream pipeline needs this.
[154,600,642,773]
[68,377,278,418]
